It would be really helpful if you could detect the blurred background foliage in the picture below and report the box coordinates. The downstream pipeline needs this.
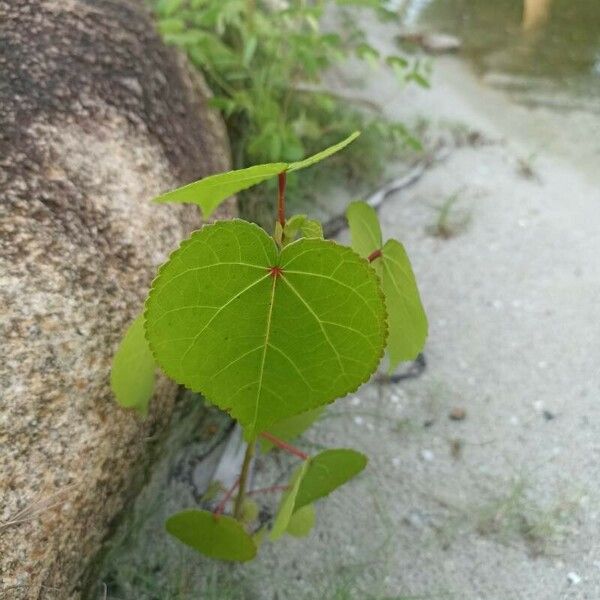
[151,0,428,225]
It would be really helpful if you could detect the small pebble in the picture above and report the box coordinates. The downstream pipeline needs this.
[353,416,364,426]
[420,449,434,462]
[392,457,401,467]
[543,410,555,421]
[449,407,466,421]
[567,572,581,585]
[351,396,361,406]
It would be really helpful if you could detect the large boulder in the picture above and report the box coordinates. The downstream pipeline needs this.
[0,0,233,597]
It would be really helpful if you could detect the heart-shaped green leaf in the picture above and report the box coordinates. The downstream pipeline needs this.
[110,314,156,415]
[346,201,427,371]
[165,510,256,562]
[294,448,367,511]
[270,460,309,541]
[145,220,386,438]
[152,132,360,217]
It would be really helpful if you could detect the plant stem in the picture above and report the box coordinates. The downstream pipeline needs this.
[233,441,255,520]
[259,432,309,460]
[367,248,382,262]
[213,477,240,518]
[247,484,290,496]
[278,171,287,228]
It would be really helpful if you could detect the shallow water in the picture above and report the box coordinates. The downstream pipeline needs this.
[404,0,600,112]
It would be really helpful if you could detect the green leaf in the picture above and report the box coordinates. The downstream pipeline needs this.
[165,510,256,562]
[346,201,428,370]
[270,460,309,541]
[346,201,382,259]
[259,407,324,453]
[153,133,360,217]
[287,131,360,172]
[145,220,386,438]
[287,504,316,538]
[376,239,428,371]
[239,498,259,525]
[283,214,324,245]
[110,315,156,415]
[153,163,287,218]
[294,448,367,511]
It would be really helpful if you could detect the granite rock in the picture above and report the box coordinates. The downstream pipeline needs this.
[0,1,233,597]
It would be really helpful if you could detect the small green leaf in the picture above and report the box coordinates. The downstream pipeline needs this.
[153,133,360,217]
[165,510,256,562]
[259,407,324,453]
[145,220,387,438]
[346,201,428,370]
[288,131,360,172]
[294,448,367,511]
[153,163,287,218]
[346,201,382,259]
[270,461,309,541]
[239,498,259,525]
[110,315,156,416]
[287,504,316,538]
[283,214,324,244]
[376,239,428,371]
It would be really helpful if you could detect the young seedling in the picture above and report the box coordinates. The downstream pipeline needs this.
[111,132,428,561]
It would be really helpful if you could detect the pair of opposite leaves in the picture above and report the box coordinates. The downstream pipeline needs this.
[166,448,367,561]
[111,132,427,439]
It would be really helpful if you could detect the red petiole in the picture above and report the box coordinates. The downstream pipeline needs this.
[277,171,287,228]
[259,431,309,460]
[213,477,240,519]
[367,248,382,262]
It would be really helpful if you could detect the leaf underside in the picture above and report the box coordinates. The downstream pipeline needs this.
[110,314,156,415]
[165,510,256,562]
[145,219,387,438]
[286,504,316,537]
[270,461,309,541]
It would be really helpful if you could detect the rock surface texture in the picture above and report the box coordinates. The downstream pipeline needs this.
[0,0,232,597]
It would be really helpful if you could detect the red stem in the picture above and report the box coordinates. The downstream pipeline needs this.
[367,248,382,262]
[277,171,287,228]
[213,477,240,519]
[259,432,309,460]
[247,484,290,497]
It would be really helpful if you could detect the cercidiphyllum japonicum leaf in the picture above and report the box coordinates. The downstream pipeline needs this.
[346,200,428,372]
[283,214,324,245]
[152,132,360,217]
[110,314,156,415]
[294,448,367,511]
[165,510,256,562]
[259,407,324,453]
[270,460,310,541]
[377,239,428,371]
[286,504,316,538]
[145,219,387,439]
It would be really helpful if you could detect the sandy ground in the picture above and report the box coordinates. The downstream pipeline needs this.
[100,20,600,600]
[249,32,600,600]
